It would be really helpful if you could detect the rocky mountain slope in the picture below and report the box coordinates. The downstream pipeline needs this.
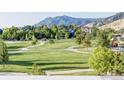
[35,12,124,30]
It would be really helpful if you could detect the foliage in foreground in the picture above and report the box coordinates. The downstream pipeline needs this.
[31,35,38,45]
[89,46,124,75]
[0,40,9,68]
[30,63,45,75]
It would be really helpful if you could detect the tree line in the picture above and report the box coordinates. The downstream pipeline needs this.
[0,24,78,41]
[0,24,107,42]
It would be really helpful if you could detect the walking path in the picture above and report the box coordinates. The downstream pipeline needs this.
[0,72,28,76]
[65,46,91,54]
[0,69,94,76]
[45,69,94,75]
[8,41,45,54]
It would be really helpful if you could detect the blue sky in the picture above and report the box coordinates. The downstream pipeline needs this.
[0,12,116,28]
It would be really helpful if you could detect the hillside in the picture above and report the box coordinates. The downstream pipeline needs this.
[100,19,124,30]
[34,12,124,30]
[99,12,124,25]
[34,15,96,27]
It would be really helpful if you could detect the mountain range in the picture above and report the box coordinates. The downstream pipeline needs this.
[34,15,96,27]
[34,12,124,30]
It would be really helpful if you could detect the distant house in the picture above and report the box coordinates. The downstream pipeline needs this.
[111,34,124,47]
[81,26,92,33]
[111,37,119,47]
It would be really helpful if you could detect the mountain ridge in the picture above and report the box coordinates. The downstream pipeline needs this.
[34,15,97,27]
[34,12,124,30]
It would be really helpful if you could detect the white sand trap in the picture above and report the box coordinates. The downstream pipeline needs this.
[8,41,45,54]
[65,46,91,54]
[21,48,28,51]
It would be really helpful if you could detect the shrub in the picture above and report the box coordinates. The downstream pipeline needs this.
[89,46,124,76]
[31,35,38,45]
[0,40,9,68]
[30,63,45,75]
[89,47,114,75]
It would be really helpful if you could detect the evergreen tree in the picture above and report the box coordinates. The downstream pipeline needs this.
[83,34,91,51]
[0,40,9,68]
[31,34,38,45]
[51,25,58,38]
[75,28,86,46]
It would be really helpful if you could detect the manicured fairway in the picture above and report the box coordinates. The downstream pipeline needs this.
[0,39,96,75]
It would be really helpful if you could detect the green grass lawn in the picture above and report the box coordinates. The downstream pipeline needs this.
[0,39,96,75]
[7,41,32,51]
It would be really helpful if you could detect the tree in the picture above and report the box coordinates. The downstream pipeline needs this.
[56,25,69,39]
[75,28,86,46]
[2,28,11,40]
[16,30,24,40]
[2,27,19,40]
[34,26,44,39]
[0,40,9,68]
[65,32,70,39]
[10,26,19,39]
[31,34,38,45]
[58,31,65,39]
[41,25,51,38]
[55,33,60,40]
[83,34,91,51]
[75,28,92,50]
[89,47,114,75]
[91,27,99,39]
[89,47,124,75]
[112,52,124,75]
[96,29,113,47]
[25,33,29,41]
[68,24,77,31]
[51,25,58,38]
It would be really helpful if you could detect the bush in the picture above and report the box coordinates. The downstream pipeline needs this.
[30,63,45,75]
[31,35,38,45]
[89,47,114,75]
[89,46,124,76]
[0,40,9,68]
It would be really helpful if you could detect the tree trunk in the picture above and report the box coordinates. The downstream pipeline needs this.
[3,62,5,69]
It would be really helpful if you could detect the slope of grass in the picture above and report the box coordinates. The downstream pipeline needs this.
[0,39,91,75]
[6,41,32,51]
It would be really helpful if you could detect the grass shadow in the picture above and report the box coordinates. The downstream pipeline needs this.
[3,61,87,66]
[7,46,24,49]
[41,66,89,70]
